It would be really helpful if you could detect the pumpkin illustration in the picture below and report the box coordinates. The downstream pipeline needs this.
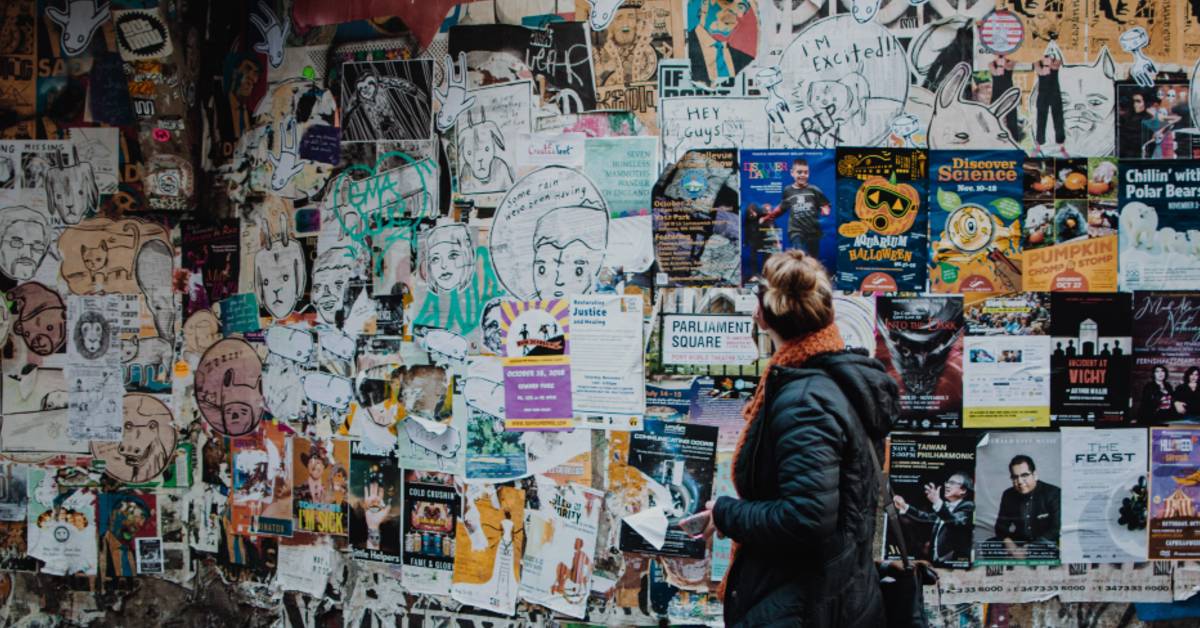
[854,175,920,235]
[1063,171,1087,191]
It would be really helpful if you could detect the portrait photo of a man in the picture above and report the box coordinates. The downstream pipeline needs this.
[975,450,1062,563]
[686,0,757,84]
[893,471,975,568]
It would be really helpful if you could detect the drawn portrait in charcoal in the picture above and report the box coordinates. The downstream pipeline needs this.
[340,59,433,143]
[0,205,49,281]
[72,308,110,360]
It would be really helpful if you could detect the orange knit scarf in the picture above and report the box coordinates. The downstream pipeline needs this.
[718,322,845,601]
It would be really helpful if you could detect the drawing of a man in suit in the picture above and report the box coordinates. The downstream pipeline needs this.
[687,0,756,84]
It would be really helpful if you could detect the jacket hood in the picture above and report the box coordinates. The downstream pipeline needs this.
[803,349,900,440]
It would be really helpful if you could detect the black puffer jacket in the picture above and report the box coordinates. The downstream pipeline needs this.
[712,349,900,627]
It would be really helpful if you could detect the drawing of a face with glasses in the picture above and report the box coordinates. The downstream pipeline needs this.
[0,206,48,281]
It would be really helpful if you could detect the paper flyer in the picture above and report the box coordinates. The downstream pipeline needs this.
[833,293,876,355]
[569,295,646,430]
[1050,292,1132,425]
[661,314,757,366]
[98,491,158,578]
[401,470,459,596]
[835,147,929,292]
[1150,426,1200,560]
[1060,427,1148,563]
[348,443,401,564]
[292,437,350,536]
[652,148,741,286]
[518,478,603,618]
[963,292,1051,336]
[875,296,964,429]
[973,431,1062,566]
[886,432,978,569]
[499,299,573,431]
[963,335,1051,428]
[452,484,526,616]
[618,420,718,558]
[1119,160,1200,290]
[739,149,837,281]
[1022,157,1119,292]
[1132,292,1200,424]
[928,150,1025,293]
[583,137,659,218]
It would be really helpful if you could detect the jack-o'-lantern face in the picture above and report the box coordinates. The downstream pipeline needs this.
[854,176,920,235]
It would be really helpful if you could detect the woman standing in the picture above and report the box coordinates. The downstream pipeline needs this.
[692,250,899,627]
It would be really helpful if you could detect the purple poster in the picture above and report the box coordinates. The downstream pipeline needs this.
[503,357,573,431]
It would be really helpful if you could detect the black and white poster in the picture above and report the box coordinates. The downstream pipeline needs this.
[340,59,434,143]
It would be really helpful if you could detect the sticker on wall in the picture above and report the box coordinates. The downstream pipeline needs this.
[113,8,174,62]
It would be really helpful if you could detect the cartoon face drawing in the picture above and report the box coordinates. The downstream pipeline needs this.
[255,214,306,320]
[195,339,263,436]
[91,394,177,484]
[480,298,505,354]
[0,205,49,281]
[45,163,98,224]
[531,207,608,300]
[11,282,65,356]
[73,309,108,359]
[311,248,352,324]
[419,224,474,294]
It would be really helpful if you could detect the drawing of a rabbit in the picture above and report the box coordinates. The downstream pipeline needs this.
[927,63,1020,150]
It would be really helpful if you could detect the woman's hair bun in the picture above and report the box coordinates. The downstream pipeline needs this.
[759,250,834,340]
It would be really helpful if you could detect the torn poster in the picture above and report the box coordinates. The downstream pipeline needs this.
[452,484,526,616]
[349,442,402,564]
[449,22,598,114]
[519,477,603,619]
[98,491,158,578]
[652,148,741,286]
[569,295,646,430]
[618,419,717,559]
[589,0,682,131]
[65,294,139,442]
[1060,427,1148,563]
[401,470,459,596]
[275,543,335,596]
[27,464,99,576]
[230,421,294,537]
[1150,426,1200,560]
[292,437,350,536]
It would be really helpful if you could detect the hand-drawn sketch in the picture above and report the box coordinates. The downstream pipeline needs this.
[10,283,66,356]
[1029,47,1116,157]
[58,217,171,296]
[480,298,505,355]
[850,0,881,22]
[456,109,515,194]
[45,163,98,225]
[340,59,433,143]
[418,329,469,369]
[136,239,175,338]
[1120,27,1158,89]
[774,15,908,148]
[121,335,174,389]
[490,167,609,301]
[0,204,49,281]
[418,224,475,294]
[303,372,354,409]
[91,395,178,484]
[685,0,757,84]
[263,352,307,421]
[255,213,307,320]
[659,96,770,164]
[586,0,628,30]
[311,247,355,325]
[46,0,110,57]
[267,116,305,192]
[434,53,475,133]
[250,0,289,70]
[68,128,118,195]
[928,63,1021,149]
[195,339,263,437]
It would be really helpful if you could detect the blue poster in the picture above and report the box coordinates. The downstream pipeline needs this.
[738,149,837,282]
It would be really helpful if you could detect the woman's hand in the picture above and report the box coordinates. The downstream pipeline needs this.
[697,499,725,540]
